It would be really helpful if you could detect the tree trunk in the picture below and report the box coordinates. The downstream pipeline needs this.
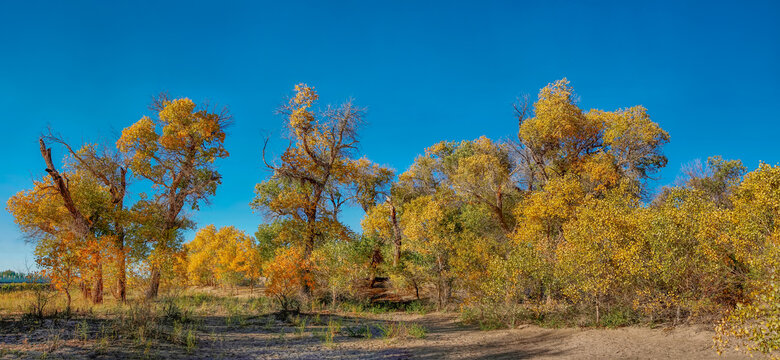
[81,280,92,300]
[368,245,383,288]
[675,305,681,325]
[596,301,600,325]
[495,187,511,234]
[436,256,444,310]
[389,201,402,267]
[92,258,103,304]
[117,254,126,302]
[65,290,72,315]
[39,139,91,237]
[436,281,442,310]
[299,212,317,300]
[116,231,127,302]
[146,266,161,299]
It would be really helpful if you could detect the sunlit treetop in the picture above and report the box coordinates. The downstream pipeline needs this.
[517,78,669,193]
[117,95,231,210]
[7,171,111,240]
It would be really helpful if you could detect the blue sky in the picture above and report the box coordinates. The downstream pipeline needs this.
[1,1,778,271]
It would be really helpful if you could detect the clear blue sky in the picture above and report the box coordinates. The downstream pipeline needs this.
[1,1,778,271]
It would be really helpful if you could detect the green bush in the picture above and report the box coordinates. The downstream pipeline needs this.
[408,323,428,339]
[600,307,640,328]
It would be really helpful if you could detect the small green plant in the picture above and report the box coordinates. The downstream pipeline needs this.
[94,333,109,354]
[192,292,213,306]
[329,319,342,334]
[248,297,269,314]
[296,318,307,336]
[348,302,366,314]
[405,301,428,315]
[310,299,324,312]
[600,307,638,328]
[317,319,341,345]
[344,324,374,339]
[343,325,361,338]
[479,318,507,331]
[162,299,193,324]
[408,323,427,339]
[185,329,197,353]
[45,333,61,355]
[377,322,404,339]
[237,314,249,327]
[142,339,153,359]
[368,305,388,314]
[76,319,89,341]
[136,325,147,345]
[172,321,184,344]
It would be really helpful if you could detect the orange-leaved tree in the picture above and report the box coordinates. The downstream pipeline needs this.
[7,170,112,307]
[44,133,132,302]
[263,246,312,311]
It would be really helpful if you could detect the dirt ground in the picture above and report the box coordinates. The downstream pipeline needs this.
[402,314,747,359]
[0,311,751,359]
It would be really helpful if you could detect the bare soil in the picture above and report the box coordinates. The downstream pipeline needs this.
[402,313,747,359]
[0,311,751,359]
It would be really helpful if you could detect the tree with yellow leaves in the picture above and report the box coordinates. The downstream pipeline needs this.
[7,170,112,307]
[44,133,132,302]
[186,225,221,286]
[558,183,647,323]
[715,163,780,358]
[117,95,230,298]
[253,84,386,299]
[231,233,263,292]
[512,175,586,302]
[186,225,262,289]
[515,78,669,193]
[388,138,523,307]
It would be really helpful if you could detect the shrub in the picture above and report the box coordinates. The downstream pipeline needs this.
[408,323,428,339]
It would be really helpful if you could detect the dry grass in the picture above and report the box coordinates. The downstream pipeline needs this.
[0,286,753,359]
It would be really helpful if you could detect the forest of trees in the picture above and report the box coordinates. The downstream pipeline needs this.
[6,79,779,356]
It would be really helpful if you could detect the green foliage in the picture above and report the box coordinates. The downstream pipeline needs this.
[408,323,428,339]
[600,307,640,328]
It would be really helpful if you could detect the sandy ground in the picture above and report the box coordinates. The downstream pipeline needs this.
[401,314,747,359]
[0,311,752,359]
